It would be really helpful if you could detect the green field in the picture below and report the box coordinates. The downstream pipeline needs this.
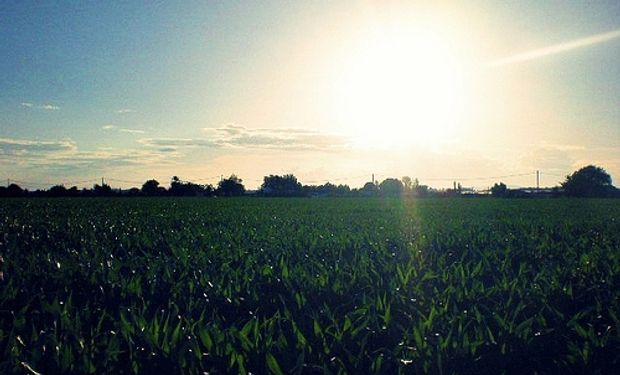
[1,198,619,374]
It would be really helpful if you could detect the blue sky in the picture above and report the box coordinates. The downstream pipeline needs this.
[1,1,619,189]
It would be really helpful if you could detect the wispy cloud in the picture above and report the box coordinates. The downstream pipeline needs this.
[20,102,61,111]
[0,137,76,156]
[101,124,145,134]
[139,138,217,153]
[40,104,60,111]
[139,125,349,153]
[116,108,135,114]
[0,137,170,172]
[119,129,145,134]
[204,124,351,151]
[487,28,620,67]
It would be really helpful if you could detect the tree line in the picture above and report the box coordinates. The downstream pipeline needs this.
[1,165,618,198]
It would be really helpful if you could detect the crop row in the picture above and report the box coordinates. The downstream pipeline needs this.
[1,198,619,373]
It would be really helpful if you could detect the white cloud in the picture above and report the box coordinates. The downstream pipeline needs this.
[203,124,351,151]
[101,125,145,134]
[116,108,135,114]
[40,104,60,111]
[119,129,145,134]
[20,102,60,111]
[139,138,217,152]
[487,28,620,67]
[139,125,351,154]
[0,137,76,156]
[0,137,171,173]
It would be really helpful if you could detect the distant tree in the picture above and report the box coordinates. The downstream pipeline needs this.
[6,183,24,197]
[303,182,352,197]
[491,182,509,197]
[217,175,245,197]
[48,185,67,197]
[127,187,141,197]
[402,176,412,193]
[360,181,378,196]
[334,184,351,197]
[260,174,303,197]
[203,184,215,197]
[141,179,161,196]
[413,183,430,197]
[379,178,404,196]
[93,183,113,196]
[67,186,79,197]
[170,176,213,196]
[562,165,615,197]
[170,176,186,196]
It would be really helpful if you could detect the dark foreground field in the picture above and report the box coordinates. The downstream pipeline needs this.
[1,198,619,374]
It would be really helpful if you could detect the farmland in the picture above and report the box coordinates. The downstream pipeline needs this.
[1,198,619,374]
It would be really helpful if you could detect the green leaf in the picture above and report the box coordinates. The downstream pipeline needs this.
[313,320,323,337]
[171,319,182,345]
[343,317,352,332]
[199,328,214,351]
[266,353,284,375]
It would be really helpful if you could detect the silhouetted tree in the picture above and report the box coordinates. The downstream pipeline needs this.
[333,184,351,197]
[128,187,141,197]
[303,182,351,197]
[379,178,404,196]
[48,185,67,197]
[360,181,378,196]
[67,186,79,197]
[170,176,187,196]
[93,183,113,196]
[203,184,215,197]
[413,183,430,197]
[5,183,24,197]
[141,179,161,196]
[217,175,245,197]
[402,176,412,194]
[170,176,214,196]
[562,165,615,197]
[491,182,509,197]
[260,174,303,197]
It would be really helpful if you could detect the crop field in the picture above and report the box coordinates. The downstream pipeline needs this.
[1,198,619,374]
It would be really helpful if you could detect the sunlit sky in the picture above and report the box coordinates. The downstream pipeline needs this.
[1,1,619,190]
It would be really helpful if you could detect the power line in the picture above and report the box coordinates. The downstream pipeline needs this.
[542,172,568,177]
[106,178,145,185]
[10,179,55,186]
[421,172,534,182]
[60,178,99,186]
[3,169,573,190]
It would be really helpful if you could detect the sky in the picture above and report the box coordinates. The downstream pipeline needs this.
[1,0,619,190]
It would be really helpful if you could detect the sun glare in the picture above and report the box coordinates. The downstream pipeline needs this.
[331,22,470,148]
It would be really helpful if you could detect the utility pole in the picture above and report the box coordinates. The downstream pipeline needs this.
[6,178,9,187]
[536,170,540,191]
[102,177,105,186]
[372,173,374,185]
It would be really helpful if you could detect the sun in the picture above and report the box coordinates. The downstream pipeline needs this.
[330,23,469,148]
